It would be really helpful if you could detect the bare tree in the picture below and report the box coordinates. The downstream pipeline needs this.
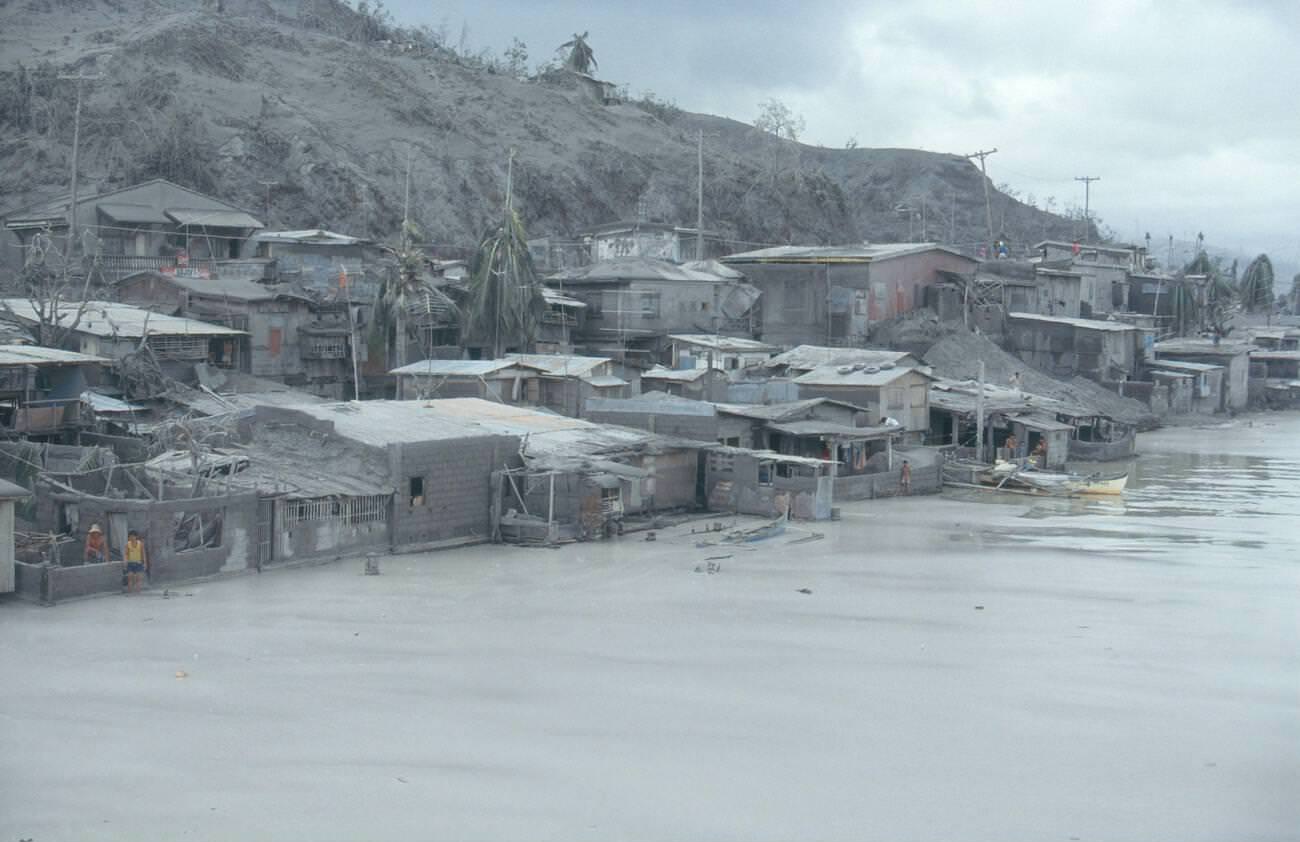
[3,226,100,348]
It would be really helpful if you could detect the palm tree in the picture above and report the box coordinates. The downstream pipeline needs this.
[462,208,544,358]
[1238,254,1275,312]
[560,32,596,74]
[1182,250,1236,334]
[370,220,430,371]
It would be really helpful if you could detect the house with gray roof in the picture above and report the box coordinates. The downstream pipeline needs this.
[3,178,264,282]
[721,243,977,346]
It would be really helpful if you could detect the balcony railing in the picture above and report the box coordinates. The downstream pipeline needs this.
[89,255,177,283]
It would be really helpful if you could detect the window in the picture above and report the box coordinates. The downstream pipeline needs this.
[887,386,906,410]
[639,292,661,318]
[408,476,424,507]
[172,510,223,553]
[284,496,389,526]
[147,335,208,360]
[758,463,773,486]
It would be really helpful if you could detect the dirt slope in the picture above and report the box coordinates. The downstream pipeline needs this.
[0,0,1084,258]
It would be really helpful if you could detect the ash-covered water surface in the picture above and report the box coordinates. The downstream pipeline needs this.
[1,417,1296,841]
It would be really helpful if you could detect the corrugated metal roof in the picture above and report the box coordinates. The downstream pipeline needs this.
[505,353,610,377]
[547,257,737,285]
[0,345,108,366]
[1007,312,1137,332]
[669,334,776,353]
[586,392,717,417]
[722,243,972,264]
[713,397,859,421]
[765,345,918,372]
[389,359,543,377]
[642,366,711,382]
[253,229,369,246]
[1154,339,1253,356]
[162,275,309,302]
[793,365,929,387]
[541,288,587,308]
[1151,359,1225,373]
[0,478,30,498]
[0,301,244,337]
[275,399,698,474]
[97,202,171,224]
[81,391,145,413]
[582,375,628,388]
[166,208,264,229]
[767,420,897,439]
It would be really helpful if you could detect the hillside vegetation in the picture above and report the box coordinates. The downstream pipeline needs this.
[0,0,1086,257]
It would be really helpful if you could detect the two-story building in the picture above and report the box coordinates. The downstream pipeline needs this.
[546,258,761,362]
[3,178,264,283]
[721,243,978,346]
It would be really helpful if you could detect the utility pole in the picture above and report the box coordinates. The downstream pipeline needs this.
[497,148,515,359]
[1075,175,1100,236]
[57,70,103,260]
[975,360,986,463]
[696,129,704,261]
[402,146,413,248]
[949,189,956,244]
[256,179,278,225]
[965,148,997,250]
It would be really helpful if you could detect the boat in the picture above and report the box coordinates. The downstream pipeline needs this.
[977,460,1128,497]
[720,512,789,544]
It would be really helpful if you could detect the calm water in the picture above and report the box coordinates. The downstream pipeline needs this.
[0,415,1297,841]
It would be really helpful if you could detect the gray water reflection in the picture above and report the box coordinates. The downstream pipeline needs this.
[957,420,1300,561]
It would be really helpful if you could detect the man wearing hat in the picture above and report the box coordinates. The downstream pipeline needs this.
[84,524,106,564]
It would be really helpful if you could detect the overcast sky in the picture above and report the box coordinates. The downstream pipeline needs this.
[389,0,1299,267]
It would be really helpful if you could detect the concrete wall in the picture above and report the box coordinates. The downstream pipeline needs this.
[1004,317,1137,381]
[705,450,829,520]
[834,462,941,499]
[273,497,392,564]
[796,370,930,433]
[389,435,518,548]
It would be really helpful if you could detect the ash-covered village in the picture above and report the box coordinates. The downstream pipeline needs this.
[0,0,1294,604]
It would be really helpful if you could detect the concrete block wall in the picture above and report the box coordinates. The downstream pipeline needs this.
[586,409,720,444]
[392,435,517,547]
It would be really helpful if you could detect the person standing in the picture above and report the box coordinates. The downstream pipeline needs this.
[124,530,148,593]
[900,460,912,495]
[84,524,106,564]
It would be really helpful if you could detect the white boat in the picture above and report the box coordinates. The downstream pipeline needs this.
[981,461,1127,497]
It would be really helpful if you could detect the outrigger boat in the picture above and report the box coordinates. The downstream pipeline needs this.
[720,511,789,544]
[980,460,1127,497]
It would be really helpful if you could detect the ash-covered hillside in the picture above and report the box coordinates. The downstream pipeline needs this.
[0,0,1086,257]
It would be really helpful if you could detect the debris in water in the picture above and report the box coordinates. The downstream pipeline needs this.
[704,554,732,561]
[693,562,722,575]
[174,670,188,680]
[974,605,985,610]
[644,531,656,542]
[796,588,813,595]
[396,777,409,783]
